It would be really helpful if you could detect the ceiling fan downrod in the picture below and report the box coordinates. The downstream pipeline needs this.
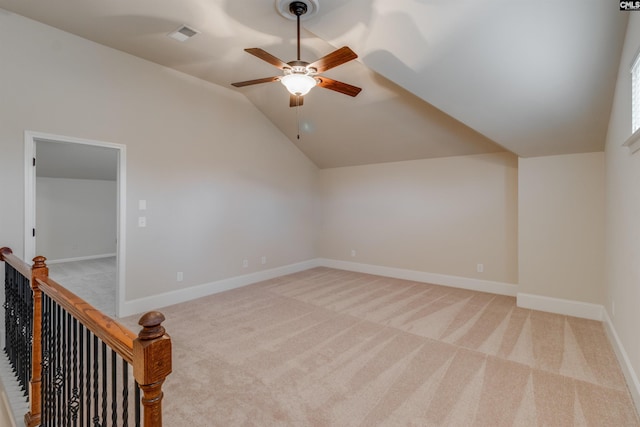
[289,1,307,61]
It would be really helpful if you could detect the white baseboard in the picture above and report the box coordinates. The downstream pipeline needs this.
[602,309,640,413]
[516,293,603,321]
[119,259,320,317]
[317,258,518,296]
[119,258,518,317]
[47,253,116,264]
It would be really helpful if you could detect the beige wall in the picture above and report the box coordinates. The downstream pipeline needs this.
[319,152,519,284]
[518,153,605,304]
[0,12,319,301]
[605,13,640,389]
[0,7,632,323]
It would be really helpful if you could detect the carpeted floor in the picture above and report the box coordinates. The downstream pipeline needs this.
[47,256,116,317]
[122,267,639,426]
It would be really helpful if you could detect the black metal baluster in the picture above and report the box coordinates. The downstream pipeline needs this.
[62,309,69,424]
[46,298,55,421]
[54,299,60,426]
[46,295,53,426]
[86,328,92,427]
[25,272,33,399]
[92,335,99,427]
[55,301,62,423]
[14,269,22,392]
[2,265,10,366]
[61,311,67,425]
[18,267,24,392]
[18,270,26,396]
[78,322,84,427]
[16,267,26,395]
[49,295,55,427]
[70,316,79,426]
[122,359,129,427]
[3,264,33,398]
[4,265,13,371]
[7,267,18,388]
[40,294,46,426]
[47,294,54,426]
[15,267,21,389]
[101,342,107,426]
[22,272,28,396]
[111,350,117,426]
[41,294,50,426]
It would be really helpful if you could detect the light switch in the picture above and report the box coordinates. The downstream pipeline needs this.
[139,200,147,210]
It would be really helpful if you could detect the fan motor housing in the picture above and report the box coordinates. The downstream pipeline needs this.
[284,63,314,77]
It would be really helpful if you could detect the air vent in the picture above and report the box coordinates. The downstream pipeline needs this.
[168,25,199,42]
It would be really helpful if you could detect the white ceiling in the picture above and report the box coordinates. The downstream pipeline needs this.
[0,0,628,168]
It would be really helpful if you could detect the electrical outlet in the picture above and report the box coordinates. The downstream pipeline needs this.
[261,256,267,265]
[477,263,484,273]
[177,272,183,282]
[243,259,249,268]
[138,216,146,227]
[351,249,356,257]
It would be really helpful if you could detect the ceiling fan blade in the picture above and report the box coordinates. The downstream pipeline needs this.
[244,48,289,70]
[307,46,358,73]
[231,76,280,87]
[316,77,362,97]
[290,95,304,108]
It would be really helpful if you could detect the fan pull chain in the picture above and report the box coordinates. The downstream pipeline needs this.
[296,97,301,139]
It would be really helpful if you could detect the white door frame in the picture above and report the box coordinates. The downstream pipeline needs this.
[24,131,127,317]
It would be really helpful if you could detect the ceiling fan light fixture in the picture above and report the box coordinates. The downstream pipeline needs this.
[232,0,361,104]
[281,73,317,96]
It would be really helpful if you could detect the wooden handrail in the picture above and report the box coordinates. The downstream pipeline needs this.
[1,248,172,426]
[0,247,32,279]
[35,276,136,363]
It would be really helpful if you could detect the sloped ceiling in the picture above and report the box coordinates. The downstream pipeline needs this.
[0,0,628,168]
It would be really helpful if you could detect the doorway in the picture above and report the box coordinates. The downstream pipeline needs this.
[24,131,126,317]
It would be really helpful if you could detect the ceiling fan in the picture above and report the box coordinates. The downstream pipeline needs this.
[231,0,362,107]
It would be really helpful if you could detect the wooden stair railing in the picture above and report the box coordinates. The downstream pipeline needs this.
[1,247,172,426]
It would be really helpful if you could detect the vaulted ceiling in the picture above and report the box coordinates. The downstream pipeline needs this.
[0,0,628,168]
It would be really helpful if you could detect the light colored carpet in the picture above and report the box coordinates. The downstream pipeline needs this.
[125,267,639,426]
[47,256,116,317]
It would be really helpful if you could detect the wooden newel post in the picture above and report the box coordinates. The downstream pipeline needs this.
[25,256,47,427]
[133,311,172,427]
